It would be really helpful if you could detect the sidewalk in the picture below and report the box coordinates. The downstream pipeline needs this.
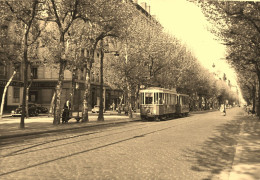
[0,111,140,139]
[228,114,260,180]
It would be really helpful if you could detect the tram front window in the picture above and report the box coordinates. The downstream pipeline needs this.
[145,93,153,104]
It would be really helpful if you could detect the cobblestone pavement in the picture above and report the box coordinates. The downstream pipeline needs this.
[0,108,258,179]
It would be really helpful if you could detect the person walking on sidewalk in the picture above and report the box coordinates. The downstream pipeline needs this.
[220,104,226,116]
[62,100,71,123]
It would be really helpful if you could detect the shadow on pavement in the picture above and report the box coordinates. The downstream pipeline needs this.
[230,115,260,180]
[184,112,245,179]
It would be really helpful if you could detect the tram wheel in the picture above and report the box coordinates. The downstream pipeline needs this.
[155,116,160,122]
[141,116,147,121]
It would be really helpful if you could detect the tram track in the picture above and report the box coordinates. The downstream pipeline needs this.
[0,116,205,177]
[1,116,199,158]
[0,121,146,149]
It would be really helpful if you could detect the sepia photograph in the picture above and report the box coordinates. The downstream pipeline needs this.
[0,0,259,179]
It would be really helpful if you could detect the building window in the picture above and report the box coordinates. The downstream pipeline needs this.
[29,91,38,102]
[0,64,5,76]
[96,73,99,83]
[91,71,94,82]
[31,67,38,79]
[14,67,21,80]
[13,87,20,103]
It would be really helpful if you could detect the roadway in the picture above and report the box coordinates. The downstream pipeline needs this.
[0,107,247,179]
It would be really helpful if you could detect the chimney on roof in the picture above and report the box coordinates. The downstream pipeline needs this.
[147,5,150,14]
[140,2,147,11]
[133,0,138,3]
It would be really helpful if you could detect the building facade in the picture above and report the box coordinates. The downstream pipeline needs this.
[0,0,155,113]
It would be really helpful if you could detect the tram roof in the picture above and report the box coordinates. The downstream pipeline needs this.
[140,87,177,94]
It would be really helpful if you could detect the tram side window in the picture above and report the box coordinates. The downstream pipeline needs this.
[154,93,159,104]
[180,96,182,105]
[159,93,163,104]
[145,93,153,104]
[173,95,176,105]
[162,93,165,104]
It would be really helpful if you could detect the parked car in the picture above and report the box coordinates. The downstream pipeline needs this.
[91,105,105,113]
[36,104,48,113]
[11,103,39,117]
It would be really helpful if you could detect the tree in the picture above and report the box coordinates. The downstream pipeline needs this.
[5,0,44,128]
[0,3,21,118]
[44,0,91,124]
[196,1,260,115]
[77,0,132,121]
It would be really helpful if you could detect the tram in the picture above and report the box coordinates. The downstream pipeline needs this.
[140,87,189,121]
[176,94,189,116]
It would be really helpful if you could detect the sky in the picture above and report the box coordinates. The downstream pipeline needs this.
[138,0,238,87]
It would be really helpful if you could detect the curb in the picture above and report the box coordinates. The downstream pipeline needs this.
[0,118,141,140]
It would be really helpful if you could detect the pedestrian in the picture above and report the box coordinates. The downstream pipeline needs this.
[112,102,115,111]
[62,100,71,123]
[223,107,226,116]
[220,104,226,116]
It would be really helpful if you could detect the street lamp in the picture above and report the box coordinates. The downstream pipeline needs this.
[97,39,120,122]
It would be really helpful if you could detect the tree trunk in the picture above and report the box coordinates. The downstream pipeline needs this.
[49,91,56,117]
[53,60,66,124]
[126,79,133,118]
[70,68,77,115]
[118,94,124,114]
[26,71,33,118]
[198,95,202,110]
[252,84,256,114]
[257,74,260,117]
[254,70,260,117]
[21,60,28,129]
[98,42,104,121]
[53,33,66,125]
[135,84,140,110]
[82,66,90,122]
[82,47,95,122]
[0,71,16,118]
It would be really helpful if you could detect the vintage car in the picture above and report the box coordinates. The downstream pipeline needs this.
[11,103,39,117]
[36,104,48,113]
